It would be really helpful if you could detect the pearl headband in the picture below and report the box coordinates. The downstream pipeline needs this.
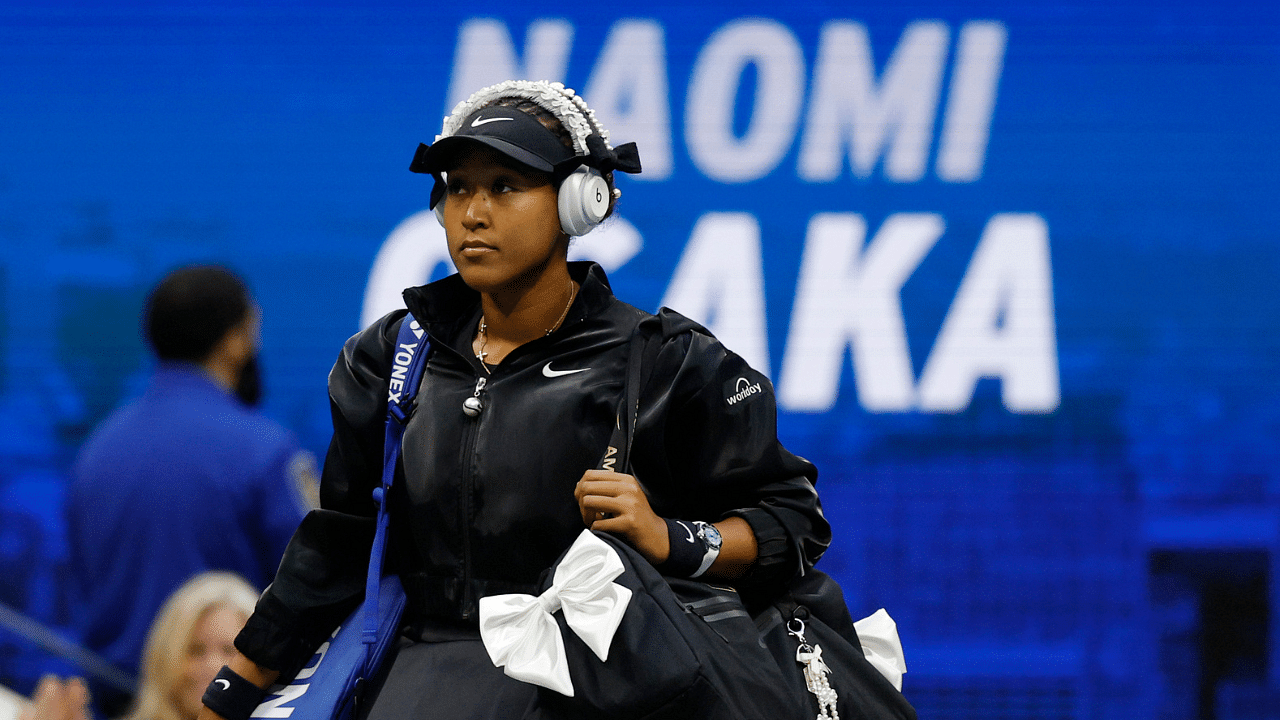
[437,80,610,157]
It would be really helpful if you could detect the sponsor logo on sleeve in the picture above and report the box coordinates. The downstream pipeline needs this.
[725,376,763,406]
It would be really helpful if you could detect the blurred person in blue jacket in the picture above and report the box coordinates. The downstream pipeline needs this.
[64,266,316,716]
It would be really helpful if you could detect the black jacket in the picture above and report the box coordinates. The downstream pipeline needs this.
[236,262,830,675]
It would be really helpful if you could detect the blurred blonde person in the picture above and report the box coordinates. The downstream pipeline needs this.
[22,573,257,720]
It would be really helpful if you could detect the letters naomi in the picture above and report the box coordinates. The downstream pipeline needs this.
[365,16,1059,416]
[447,17,1006,184]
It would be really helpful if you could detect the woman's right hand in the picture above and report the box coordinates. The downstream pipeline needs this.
[574,469,670,565]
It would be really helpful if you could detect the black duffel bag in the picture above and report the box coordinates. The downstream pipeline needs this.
[506,530,915,720]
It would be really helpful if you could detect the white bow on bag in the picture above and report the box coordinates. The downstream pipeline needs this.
[853,608,907,691]
[479,530,633,697]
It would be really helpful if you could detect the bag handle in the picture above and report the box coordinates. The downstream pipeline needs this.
[599,310,708,474]
[599,326,645,473]
[365,315,431,660]
[600,317,670,474]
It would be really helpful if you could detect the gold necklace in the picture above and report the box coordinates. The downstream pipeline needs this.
[475,278,576,374]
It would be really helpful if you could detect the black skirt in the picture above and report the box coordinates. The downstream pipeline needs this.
[362,625,539,720]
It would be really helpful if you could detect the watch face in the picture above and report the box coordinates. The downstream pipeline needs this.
[698,522,723,550]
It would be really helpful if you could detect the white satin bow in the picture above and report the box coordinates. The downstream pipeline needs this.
[853,608,907,691]
[479,530,633,696]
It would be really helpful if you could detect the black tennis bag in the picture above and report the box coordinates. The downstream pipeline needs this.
[520,531,915,720]
[522,530,800,720]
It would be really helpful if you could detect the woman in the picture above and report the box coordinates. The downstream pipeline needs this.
[128,573,257,720]
[23,572,257,720]
[199,80,830,719]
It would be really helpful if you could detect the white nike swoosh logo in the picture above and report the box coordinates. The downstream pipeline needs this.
[471,116,514,127]
[214,679,231,690]
[681,523,696,543]
[542,363,590,378]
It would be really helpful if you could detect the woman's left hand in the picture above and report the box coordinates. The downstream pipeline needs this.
[574,470,669,565]
[20,676,91,720]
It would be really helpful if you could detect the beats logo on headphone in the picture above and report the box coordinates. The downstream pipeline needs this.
[556,166,609,237]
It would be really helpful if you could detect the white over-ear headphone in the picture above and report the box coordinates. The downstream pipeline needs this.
[431,81,619,237]
[557,166,610,237]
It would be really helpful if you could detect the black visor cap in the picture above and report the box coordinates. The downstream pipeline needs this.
[412,106,577,175]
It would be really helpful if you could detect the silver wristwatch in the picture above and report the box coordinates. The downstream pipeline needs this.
[690,521,723,578]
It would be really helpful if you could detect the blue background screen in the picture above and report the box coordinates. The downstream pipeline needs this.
[2,2,1278,717]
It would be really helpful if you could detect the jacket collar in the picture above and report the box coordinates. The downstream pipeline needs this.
[401,261,616,344]
[148,361,235,401]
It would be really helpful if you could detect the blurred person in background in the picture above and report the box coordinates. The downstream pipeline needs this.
[20,572,259,720]
[64,266,316,716]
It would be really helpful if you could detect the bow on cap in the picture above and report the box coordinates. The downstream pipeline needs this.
[585,134,642,175]
[479,530,633,697]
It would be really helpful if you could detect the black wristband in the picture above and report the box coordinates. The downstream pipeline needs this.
[660,519,706,577]
[202,666,265,720]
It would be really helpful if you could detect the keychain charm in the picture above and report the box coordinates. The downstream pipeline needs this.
[788,618,839,720]
[463,377,486,417]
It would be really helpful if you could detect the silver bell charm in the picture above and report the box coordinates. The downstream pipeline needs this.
[463,377,486,417]
[462,396,483,417]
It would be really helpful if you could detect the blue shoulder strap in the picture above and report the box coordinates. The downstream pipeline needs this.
[363,314,430,653]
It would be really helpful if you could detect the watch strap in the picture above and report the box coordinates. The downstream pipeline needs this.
[690,530,721,579]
